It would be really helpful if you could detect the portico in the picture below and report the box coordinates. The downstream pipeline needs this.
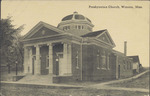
[23,42,72,76]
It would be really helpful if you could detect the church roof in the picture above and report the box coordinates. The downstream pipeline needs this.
[61,12,92,23]
[81,29,106,37]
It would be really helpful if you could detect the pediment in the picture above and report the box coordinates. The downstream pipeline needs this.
[30,26,59,38]
[22,21,64,40]
[96,30,115,47]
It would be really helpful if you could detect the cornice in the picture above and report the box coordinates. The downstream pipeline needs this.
[58,20,94,27]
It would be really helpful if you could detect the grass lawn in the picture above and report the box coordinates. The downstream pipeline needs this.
[1,71,24,81]
[1,68,149,96]
[109,71,149,89]
[1,85,149,96]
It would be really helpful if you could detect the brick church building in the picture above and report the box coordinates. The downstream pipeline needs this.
[22,12,133,83]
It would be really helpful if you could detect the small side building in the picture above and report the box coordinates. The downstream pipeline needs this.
[128,55,140,73]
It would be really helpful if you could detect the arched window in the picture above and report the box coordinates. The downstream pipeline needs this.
[76,51,79,69]
[97,53,100,69]
[107,54,110,69]
[75,25,78,29]
[101,56,106,68]
[82,26,84,29]
[101,50,106,69]
[78,25,81,29]
[123,60,126,70]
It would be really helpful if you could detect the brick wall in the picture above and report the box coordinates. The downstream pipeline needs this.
[71,43,82,81]
[92,45,116,81]
[82,45,94,81]
[82,45,116,81]
[54,43,133,83]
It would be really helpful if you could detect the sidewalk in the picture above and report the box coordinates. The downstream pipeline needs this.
[1,81,83,89]
[87,70,149,93]
[90,69,149,86]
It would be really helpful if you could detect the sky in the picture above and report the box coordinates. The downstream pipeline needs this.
[1,1,149,67]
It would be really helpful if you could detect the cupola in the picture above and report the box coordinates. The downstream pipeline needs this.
[57,12,94,36]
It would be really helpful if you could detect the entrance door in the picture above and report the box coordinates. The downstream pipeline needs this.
[32,56,36,75]
[59,57,63,75]
[56,52,63,76]
[40,46,49,75]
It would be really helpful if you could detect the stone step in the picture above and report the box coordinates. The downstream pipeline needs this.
[18,75,52,84]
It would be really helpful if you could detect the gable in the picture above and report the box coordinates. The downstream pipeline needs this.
[97,33,110,44]
[30,27,59,38]
[96,30,115,47]
[23,21,64,40]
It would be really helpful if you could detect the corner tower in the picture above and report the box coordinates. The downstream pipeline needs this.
[57,12,94,36]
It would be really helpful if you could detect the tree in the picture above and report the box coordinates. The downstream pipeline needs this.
[0,17,24,73]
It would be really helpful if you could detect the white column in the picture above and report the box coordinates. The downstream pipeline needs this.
[29,47,33,74]
[23,46,29,74]
[35,45,40,75]
[63,43,68,75]
[48,43,53,75]
[67,44,72,74]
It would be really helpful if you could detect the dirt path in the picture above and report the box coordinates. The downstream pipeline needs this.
[86,70,149,93]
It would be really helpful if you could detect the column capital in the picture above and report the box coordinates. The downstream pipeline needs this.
[34,44,42,48]
[47,43,53,46]
[61,41,72,45]
[61,42,65,44]
[34,44,38,47]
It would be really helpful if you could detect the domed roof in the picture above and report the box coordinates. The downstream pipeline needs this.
[61,12,92,23]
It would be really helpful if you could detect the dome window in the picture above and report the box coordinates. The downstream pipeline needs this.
[63,26,70,30]
[62,15,73,21]
[63,26,67,30]
[58,12,94,35]
[75,15,85,20]
[67,26,70,29]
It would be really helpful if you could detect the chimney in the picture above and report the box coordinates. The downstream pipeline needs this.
[124,41,127,56]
